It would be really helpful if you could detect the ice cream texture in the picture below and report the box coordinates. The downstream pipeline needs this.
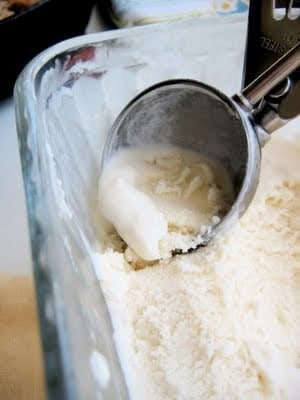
[96,131,300,400]
[99,146,233,262]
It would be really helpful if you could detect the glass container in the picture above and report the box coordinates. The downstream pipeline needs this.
[14,12,248,400]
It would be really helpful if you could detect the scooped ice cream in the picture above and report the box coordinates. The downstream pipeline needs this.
[99,146,233,262]
[96,131,300,400]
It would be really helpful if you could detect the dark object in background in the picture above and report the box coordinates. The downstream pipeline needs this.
[0,0,95,100]
[96,0,118,28]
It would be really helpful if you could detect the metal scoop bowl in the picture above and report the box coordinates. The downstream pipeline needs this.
[102,43,300,254]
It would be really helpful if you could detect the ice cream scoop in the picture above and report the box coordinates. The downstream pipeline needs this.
[101,43,300,254]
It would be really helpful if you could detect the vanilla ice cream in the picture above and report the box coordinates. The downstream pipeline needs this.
[99,146,233,262]
[95,131,300,400]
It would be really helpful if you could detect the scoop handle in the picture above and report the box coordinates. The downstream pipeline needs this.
[233,43,300,134]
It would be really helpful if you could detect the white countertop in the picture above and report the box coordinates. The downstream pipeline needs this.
[0,98,32,274]
[0,7,106,276]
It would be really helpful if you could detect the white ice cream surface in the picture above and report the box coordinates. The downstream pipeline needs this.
[95,133,300,400]
[98,146,233,262]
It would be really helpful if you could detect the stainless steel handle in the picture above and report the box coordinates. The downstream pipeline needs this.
[242,0,300,88]
[233,43,300,134]
[242,43,299,106]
